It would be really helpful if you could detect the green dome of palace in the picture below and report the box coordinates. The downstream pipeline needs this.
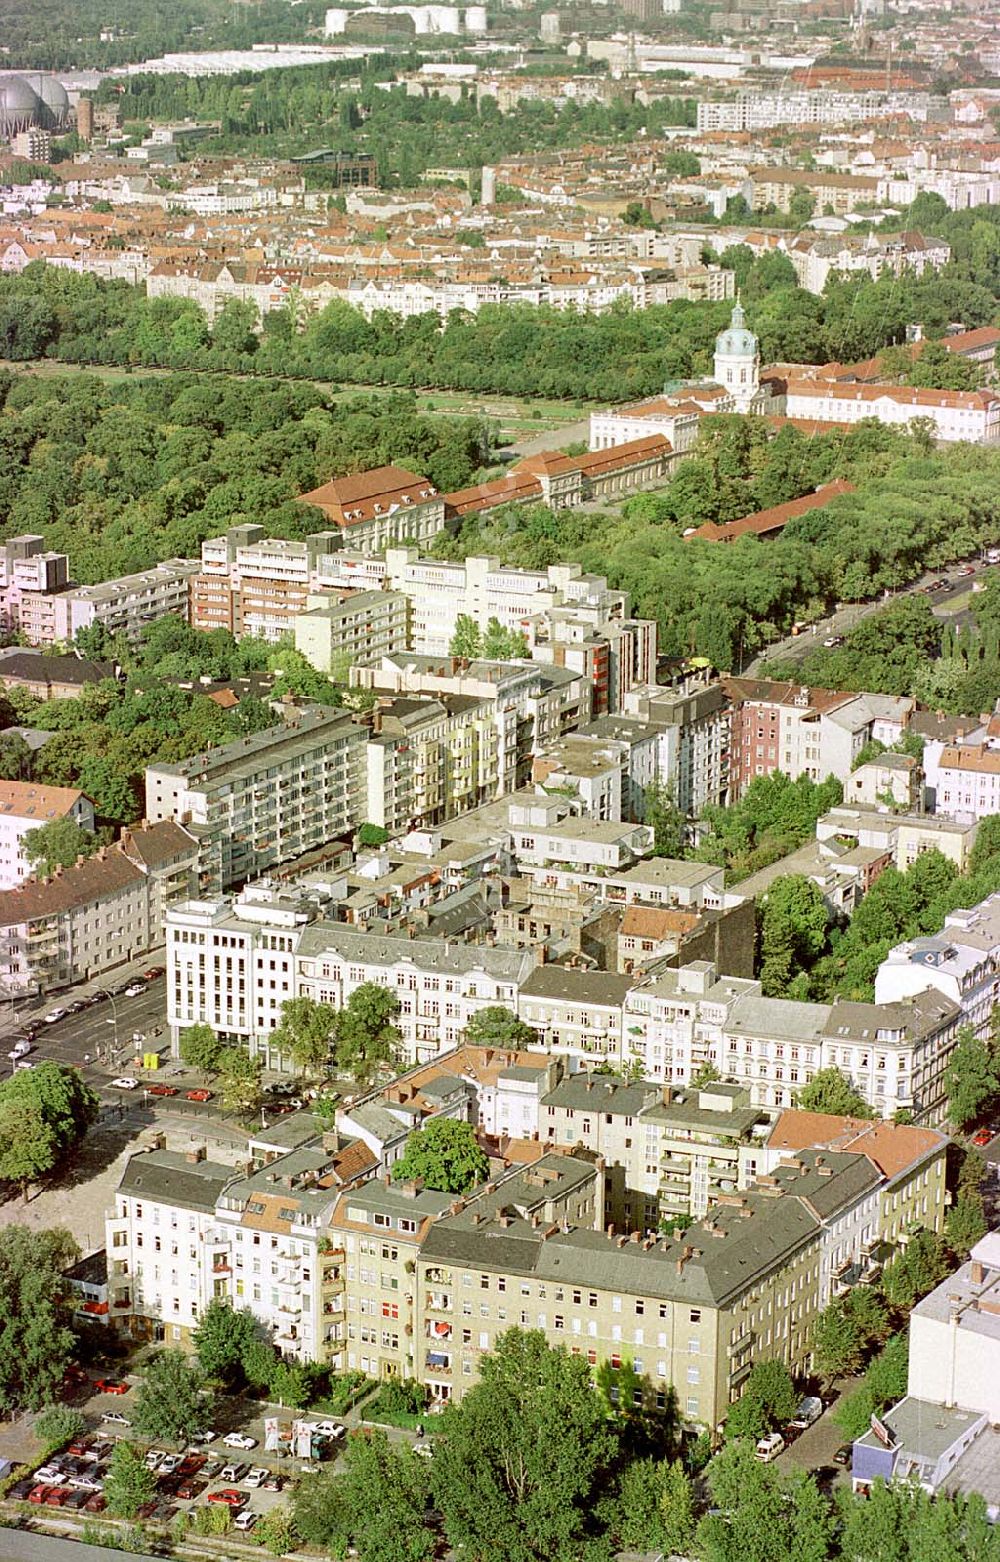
[714,298,758,358]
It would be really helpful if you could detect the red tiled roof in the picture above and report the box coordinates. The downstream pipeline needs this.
[685,480,854,544]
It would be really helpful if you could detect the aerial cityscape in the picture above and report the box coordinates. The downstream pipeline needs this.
[1,0,1000,1558]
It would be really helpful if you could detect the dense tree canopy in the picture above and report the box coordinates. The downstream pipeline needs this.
[392,1118,490,1194]
[0,1226,79,1412]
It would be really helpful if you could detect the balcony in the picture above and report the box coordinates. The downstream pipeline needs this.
[425,1292,452,1312]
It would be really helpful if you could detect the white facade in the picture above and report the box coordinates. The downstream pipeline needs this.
[908,1233,1000,1425]
[0,782,94,889]
[784,382,1000,443]
[167,885,535,1069]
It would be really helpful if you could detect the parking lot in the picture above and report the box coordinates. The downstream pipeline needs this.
[7,1368,354,1539]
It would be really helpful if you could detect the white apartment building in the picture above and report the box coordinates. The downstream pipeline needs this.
[50,561,200,645]
[293,591,409,672]
[924,741,1000,823]
[908,1233,1000,1426]
[696,88,931,134]
[145,708,368,893]
[0,780,95,889]
[105,1148,235,1346]
[875,892,1000,1043]
[166,883,535,1069]
[106,1140,352,1362]
[317,550,633,657]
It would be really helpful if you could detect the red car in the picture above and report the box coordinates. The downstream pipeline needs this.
[148,1084,178,1098]
[186,1088,213,1103]
[84,1493,106,1513]
[44,1489,68,1507]
[206,1488,244,1507]
[94,1378,129,1395]
[972,1128,994,1147]
[28,1486,52,1504]
[143,967,165,980]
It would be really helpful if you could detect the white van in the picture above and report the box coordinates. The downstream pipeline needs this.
[791,1395,823,1429]
[755,1432,785,1463]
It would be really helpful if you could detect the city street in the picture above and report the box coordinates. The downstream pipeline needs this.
[747,559,989,675]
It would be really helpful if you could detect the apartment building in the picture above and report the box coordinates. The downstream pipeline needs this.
[145,709,369,893]
[876,888,1000,1028]
[105,1148,236,1345]
[762,1111,949,1253]
[330,1178,464,1381]
[0,535,70,641]
[623,665,732,818]
[293,591,409,672]
[415,1170,825,1427]
[815,806,979,875]
[352,654,585,757]
[190,526,343,641]
[0,650,115,703]
[51,561,200,645]
[0,780,95,889]
[725,679,913,797]
[365,695,512,837]
[924,741,1000,823]
[519,967,632,1070]
[0,821,197,992]
[503,793,654,874]
[166,883,534,1069]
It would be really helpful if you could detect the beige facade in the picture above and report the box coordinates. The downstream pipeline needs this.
[294,591,409,673]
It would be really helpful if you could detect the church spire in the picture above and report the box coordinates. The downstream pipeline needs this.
[731,290,746,330]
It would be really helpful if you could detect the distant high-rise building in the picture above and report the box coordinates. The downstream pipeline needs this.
[539,10,561,40]
[481,164,496,205]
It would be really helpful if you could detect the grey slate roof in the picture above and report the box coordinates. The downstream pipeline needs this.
[118,1149,233,1213]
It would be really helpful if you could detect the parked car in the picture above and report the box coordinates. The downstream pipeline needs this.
[755,1433,785,1463]
[8,1477,35,1500]
[94,1378,129,1395]
[310,1420,346,1440]
[262,1473,282,1492]
[244,1467,269,1489]
[7,1039,31,1059]
[84,1491,107,1513]
[100,1411,131,1427]
[234,1510,257,1532]
[186,1089,213,1103]
[35,1467,67,1485]
[159,1453,184,1474]
[124,983,145,998]
[833,1444,853,1466]
[43,1008,67,1024]
[64,1489,90,1512]
[176,1478,207,1501]
[188,1430,215,1446]
[44,1488,69,1507]
[222,1432,257,1450]
[147,1083,178,1097]
[220,1462,247,1483]
[143,967,165,980]
[28,1485,52,1504]
[207,1488,245,1507]
[144,1450,165,1470]
[110,1077,138,1091]
[822,635,843,648]
[972,1127,994,1147]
